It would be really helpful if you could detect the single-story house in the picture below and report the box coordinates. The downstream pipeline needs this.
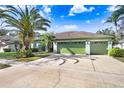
[0,35,16,52]
[53,31,113,55]
[0,32,46,52]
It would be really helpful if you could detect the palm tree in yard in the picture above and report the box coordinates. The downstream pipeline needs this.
[0,5,51,50]
[106,5,124,39]
[41,32,54,52]
[106,13,119,32]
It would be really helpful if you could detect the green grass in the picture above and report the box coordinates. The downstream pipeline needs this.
[115,57,124,63]
[15,57,41,62]
[0,52,16,59]
[0,52,50,62]
[0,63,11,69]
[16,52,50,62]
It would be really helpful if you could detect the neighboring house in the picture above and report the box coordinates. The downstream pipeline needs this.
[0,35,16,52]
[53,31,112,55]
[31,32,41,48]
[0,31,46,52]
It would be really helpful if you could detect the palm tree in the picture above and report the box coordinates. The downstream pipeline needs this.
[0,5,51,50]
[96,28,118,45]
[41,32,54,52]
[106,5,124,39]
[106,15,118,32]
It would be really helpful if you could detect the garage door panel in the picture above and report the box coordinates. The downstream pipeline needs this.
[61,47,85,54]
[90,41,108,55]
[58,42,85,54]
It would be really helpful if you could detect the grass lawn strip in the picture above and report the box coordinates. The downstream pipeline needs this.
[0,63,11,69]
[0,52,50,62]
[115,57,124,63]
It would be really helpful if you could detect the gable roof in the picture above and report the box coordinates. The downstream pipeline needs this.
[55,31,112,40]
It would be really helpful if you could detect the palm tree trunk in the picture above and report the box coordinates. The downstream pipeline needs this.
[115,25,119,38]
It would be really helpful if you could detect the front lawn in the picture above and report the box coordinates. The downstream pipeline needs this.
[115,57,124,63]
[0,52,50,62]
[15,57,40,62]
[0,63,11,69]
[0,52,16,59]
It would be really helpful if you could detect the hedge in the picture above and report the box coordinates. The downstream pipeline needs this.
[108,48,124,57]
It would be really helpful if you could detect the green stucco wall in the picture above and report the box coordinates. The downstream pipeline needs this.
[90,41,108,55]
[57,42,85,54]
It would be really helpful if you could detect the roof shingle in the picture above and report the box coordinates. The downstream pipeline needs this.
[55,31,112,40]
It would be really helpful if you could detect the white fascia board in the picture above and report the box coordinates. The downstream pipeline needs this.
[56,40,86,42]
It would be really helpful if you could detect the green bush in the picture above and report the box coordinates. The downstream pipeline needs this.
[16,49,34,58]
[25,49,34,57]
[31,48,39,52]
[16,50,24,58]
[3,48,11,52]
[108,48,124,57]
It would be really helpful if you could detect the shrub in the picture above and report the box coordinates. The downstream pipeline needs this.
[31,48,39,52]
[3,48,11,52]
[16,49,34,58]
[25,49,34,57]
[108,48,124,57]
[16,50,24,58]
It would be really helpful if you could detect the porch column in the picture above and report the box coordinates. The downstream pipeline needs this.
[53,42,57,53]
[85,41,90,55]
[31,43,33,48]
[108,41,112,50]
[36,43,39,48]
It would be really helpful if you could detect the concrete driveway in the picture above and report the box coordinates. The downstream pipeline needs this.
[0,55,124,88]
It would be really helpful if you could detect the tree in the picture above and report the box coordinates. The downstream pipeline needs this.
[41,32,54,52]
[96,28,119,45]
[106,5,124,39]
[0,5,51,51]
[106,14,119,32]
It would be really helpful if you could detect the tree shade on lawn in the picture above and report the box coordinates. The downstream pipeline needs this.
[0,63,11,69]
[0,5,51,50]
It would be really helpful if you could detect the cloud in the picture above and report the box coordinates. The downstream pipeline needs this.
[50,24,79,32]
[39,10,45,18]
[42,5,51,14]
[40,5,52,20]
[55,25,59,28]
[69,5,95,16]
[101,19,106,23]
[63,25,78,30]
[96,13,100,16]
[60,15,65,18]
[86,20,91,24]
[107,5,117,12]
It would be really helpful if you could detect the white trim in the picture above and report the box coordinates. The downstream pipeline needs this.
[85,41,90,55]
[56,39,110,42]
[108,41,112,50]
[56,40,86,42]
[89,39,110,42]
[53,42,57,53]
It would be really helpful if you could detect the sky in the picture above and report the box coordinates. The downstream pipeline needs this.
[35,5,116,33]
[0,5,117,33]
